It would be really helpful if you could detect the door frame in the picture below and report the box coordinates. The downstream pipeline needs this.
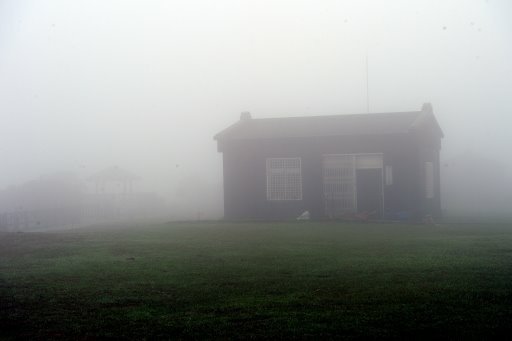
[322,153,385,217]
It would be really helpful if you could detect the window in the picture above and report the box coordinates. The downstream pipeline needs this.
[385,165,393,185]
[266,158,302,200]
[425,161,434,198]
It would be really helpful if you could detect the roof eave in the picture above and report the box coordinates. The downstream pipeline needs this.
[216,131,412,142]
[214,120,244,141]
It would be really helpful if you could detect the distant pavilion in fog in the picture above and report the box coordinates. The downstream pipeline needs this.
[88,166,139,195]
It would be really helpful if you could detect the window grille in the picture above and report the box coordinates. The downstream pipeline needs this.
[266,158,302,200]
[323,155,357,216]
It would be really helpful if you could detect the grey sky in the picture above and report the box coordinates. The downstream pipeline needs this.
[1,0,511,209]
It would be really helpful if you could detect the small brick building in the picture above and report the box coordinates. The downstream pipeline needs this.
[215,103,443,221]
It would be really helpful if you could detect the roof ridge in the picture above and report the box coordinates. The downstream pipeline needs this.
[251,111,422,121]
[214,107,436,142]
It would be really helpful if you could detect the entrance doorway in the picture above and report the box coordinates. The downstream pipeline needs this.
[323,154,383,218]
[356,168,383,217]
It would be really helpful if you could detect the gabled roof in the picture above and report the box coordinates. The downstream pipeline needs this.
[215,103,443,141]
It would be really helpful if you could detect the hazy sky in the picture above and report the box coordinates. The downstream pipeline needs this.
[1,0,511,199]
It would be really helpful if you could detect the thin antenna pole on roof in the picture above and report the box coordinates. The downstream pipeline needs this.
[366,52,370,113]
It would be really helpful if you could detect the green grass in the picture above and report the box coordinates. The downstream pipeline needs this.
[2,221,512,339]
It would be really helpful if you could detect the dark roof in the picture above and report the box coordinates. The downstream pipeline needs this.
[215,103,443,141]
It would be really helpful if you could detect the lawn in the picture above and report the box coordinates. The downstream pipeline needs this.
[2,221,512,339]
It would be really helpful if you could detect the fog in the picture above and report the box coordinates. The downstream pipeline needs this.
[1,0,511,223]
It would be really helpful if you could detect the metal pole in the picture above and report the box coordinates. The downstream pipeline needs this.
[366,53,370,113]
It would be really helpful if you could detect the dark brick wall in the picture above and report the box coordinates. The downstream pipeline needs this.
[220,132,441,220]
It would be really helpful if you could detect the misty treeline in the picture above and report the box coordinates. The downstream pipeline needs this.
[441,151,512,218]
[0,168,222,231]
[1,148,511,232]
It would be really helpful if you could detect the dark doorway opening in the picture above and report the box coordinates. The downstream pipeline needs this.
[356,168,383,218]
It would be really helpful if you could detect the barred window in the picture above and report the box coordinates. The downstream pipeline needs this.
[266,158,302,201]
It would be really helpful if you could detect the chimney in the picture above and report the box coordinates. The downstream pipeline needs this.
[240,111,252,121]
[421,102,433,114]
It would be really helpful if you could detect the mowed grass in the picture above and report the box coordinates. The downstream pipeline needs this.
[2,222,512,339]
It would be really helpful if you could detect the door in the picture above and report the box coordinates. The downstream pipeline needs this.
[356,168,383,218]
[323,154,384,219]
[323,155,356,218]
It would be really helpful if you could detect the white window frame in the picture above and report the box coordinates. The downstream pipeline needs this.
[266,157,302,201]
[385,165,393,186]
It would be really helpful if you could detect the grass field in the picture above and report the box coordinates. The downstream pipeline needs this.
[2,221,512,339]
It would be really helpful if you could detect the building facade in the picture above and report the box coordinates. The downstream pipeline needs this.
[215,103,443,221]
